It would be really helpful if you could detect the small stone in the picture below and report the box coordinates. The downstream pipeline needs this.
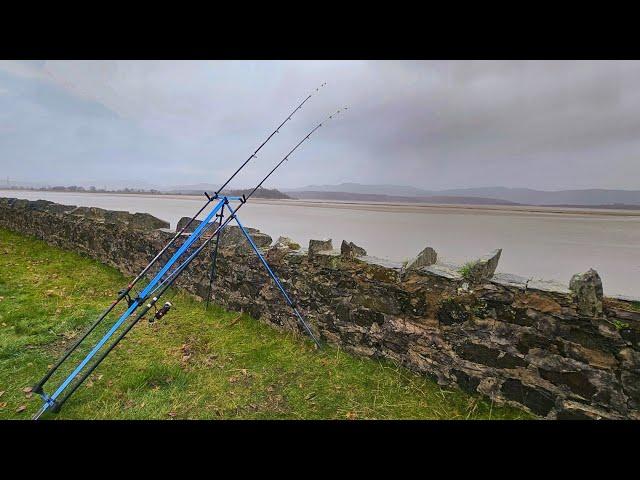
[406,246,438,270]
[308,238,333,256]
[340,240,367,258]
[569,268,603,317]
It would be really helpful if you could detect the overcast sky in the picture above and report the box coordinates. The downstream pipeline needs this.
[0,60,639,191]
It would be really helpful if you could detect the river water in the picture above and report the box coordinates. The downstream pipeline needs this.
[1,190,639,298]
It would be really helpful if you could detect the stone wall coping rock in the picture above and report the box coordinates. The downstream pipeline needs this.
[340,240,367,258]
[423,263,463,280]
[467,249,502,283]
[308,238,333,256]
[491,272,529,289]
[527,278,572,295]
[356,255,404,271]
[491,273,573,295]
[406,246,438,270]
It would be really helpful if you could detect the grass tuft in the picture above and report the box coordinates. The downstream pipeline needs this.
[458,261,478,281]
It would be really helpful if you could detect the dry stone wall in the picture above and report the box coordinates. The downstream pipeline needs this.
[1,197,639,419]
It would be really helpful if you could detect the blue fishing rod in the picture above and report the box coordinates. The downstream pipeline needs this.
[34,106,345,418]
[31,84,327,419]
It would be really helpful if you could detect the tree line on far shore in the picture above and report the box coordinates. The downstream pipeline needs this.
[0,185,292,199]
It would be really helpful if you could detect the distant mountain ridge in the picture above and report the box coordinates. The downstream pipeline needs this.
[434,187,640,206]
[283,183,640,206]
[291,191,520,206]
[282,183,432,197]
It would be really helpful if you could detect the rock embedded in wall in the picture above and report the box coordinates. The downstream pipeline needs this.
[340,240,367,258]
[570,268,604,317]
[406,246,438,270]
[465,249,502,283]
[308,238,333,256]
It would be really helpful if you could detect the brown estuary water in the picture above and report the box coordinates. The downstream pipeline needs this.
[1,190,638,298]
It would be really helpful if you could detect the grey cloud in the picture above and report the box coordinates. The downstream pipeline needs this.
[0,60,639,190]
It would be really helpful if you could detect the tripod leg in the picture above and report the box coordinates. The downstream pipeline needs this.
[32,402,50,421]
[206,206,225,310]
[232,215,321,348]
[205,229,222,310]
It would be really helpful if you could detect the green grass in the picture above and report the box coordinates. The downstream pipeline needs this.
[458,261,478,281]
[0,228,530,420]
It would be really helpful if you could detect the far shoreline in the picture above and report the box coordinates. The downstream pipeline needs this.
[2,189,640,218]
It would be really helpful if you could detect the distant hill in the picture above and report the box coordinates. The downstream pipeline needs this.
[435,187,640,206]
[168,186,291,200]
[4,183,292,200]
[290,191,520,206]
[545,203,640,211]
[284,183,640,206]
[283,183,432,197]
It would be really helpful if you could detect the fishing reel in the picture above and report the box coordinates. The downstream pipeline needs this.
[149,301,172,323]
